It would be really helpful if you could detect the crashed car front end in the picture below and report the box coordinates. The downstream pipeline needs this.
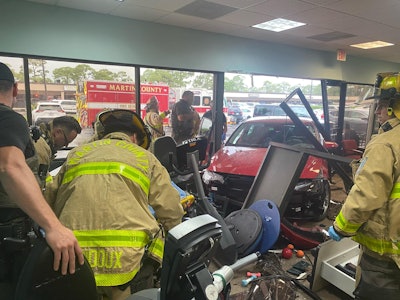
[203,116,333,221]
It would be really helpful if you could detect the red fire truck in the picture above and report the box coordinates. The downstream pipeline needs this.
[77,80,169,127]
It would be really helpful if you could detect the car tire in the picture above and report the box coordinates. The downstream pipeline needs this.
[313,180,331,222]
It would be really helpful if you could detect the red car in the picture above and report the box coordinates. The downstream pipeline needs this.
[202,116,337,221]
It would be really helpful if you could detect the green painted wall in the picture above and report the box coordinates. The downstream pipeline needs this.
[1,1,399,84]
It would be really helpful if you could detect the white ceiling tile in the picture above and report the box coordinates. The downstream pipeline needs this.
[322,0,399,15]
[289,7,351,25]
[245,0,315,17]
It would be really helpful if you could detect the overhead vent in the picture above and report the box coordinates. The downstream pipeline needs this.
[308,31,355,42]
[175,0,237,20]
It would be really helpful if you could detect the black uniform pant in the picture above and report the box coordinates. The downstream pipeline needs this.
[0,209,32,299]
[0,246,31,298]
[354,253,400,300]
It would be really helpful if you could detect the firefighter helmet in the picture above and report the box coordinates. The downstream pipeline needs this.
[372,72,400,118]
[98,109,151,149]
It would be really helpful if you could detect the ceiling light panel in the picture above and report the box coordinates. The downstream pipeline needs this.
[253,18,306,32]
[350,41,394,49]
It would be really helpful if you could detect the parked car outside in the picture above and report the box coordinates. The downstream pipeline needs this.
[253,104,309,118]
[343,108,369,135]
[53,99,77,115]
[203,116,336,221]
[329,107,370,147]
[241,107,253,120]
[227,105,243,124]
[311,108,336,134]
[32,102,66,125]
[328,107,369,133]
[245,102,256,108]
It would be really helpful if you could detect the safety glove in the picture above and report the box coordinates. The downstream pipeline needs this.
[328,226,343,241]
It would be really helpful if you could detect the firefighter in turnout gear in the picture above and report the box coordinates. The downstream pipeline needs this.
[329,72,400,299]
[144,96,170,142]
[46,109,184,300]
[35,115,82,167]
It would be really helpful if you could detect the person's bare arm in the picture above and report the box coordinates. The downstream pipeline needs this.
[177,111,194,121]
[0,146,84,275]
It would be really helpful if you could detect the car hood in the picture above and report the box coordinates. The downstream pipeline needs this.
[208,146,327,178]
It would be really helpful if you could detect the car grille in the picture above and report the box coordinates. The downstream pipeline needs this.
[208,173,254,215]
[208,173,327,219]
[211,174,253,199]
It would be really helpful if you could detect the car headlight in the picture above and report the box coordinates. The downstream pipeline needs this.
[202,169,224,185]
[294,180,315,192]
[294,178,324,193]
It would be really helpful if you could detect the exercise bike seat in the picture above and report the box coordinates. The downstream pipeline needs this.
[14,237,97,300]
[152,136,177,173]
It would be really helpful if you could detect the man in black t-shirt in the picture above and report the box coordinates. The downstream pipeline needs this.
[0,63,84,283]
[171,90,198,144]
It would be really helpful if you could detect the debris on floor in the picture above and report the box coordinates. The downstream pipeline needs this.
[229,252,319,300]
